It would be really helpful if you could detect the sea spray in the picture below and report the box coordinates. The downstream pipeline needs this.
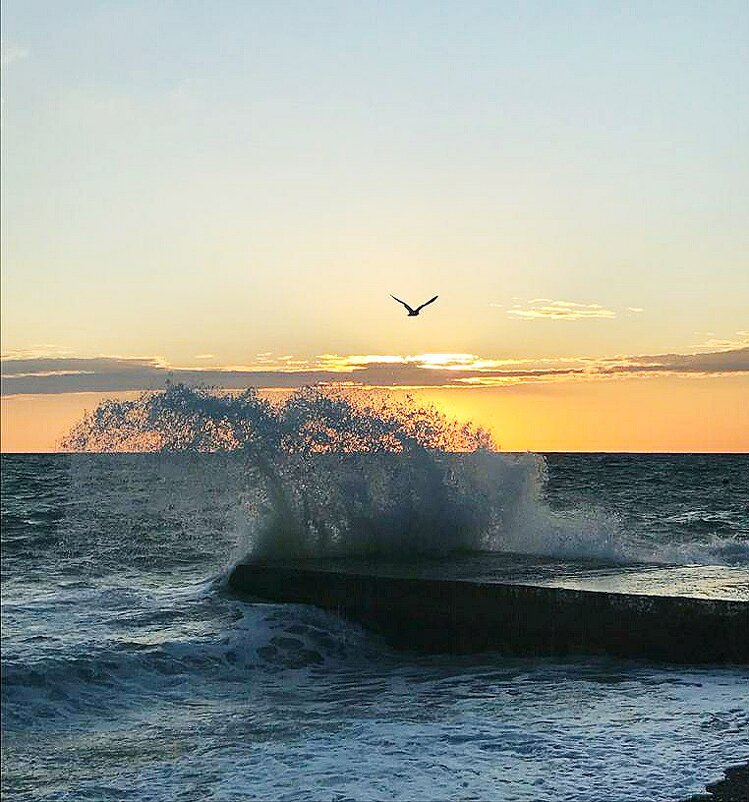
[58,385,747,565]
[244,450,546,558]
[60,383,494,454]
[60,385,555,559]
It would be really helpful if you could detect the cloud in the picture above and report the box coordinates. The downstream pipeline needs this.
[2,347,748,396]
[693,331,749,351]
[626,307,644,314]
[0,344,82,361]
[506,300,617,320]
[599,347,749,376]
[1,41,29,67]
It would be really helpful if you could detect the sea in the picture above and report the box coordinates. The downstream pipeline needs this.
[2,452,748,802]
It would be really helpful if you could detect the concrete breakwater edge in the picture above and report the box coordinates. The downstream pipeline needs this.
[685,764,749,801]
[228,556,749,663]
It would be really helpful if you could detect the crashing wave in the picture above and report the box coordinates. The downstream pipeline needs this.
[60,384,519,558]
[58,384,747,565]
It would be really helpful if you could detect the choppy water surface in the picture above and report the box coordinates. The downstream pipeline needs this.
[2,453,748,801]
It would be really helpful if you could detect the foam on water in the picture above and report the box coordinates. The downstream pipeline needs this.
[3,447,749,802]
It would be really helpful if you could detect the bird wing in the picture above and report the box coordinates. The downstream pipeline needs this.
[415,295,439,312]
[390,295,415,314]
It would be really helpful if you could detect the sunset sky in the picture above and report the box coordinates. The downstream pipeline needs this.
[2,1,748,452]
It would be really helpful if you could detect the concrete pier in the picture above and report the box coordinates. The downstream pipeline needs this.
[228,554,749,663]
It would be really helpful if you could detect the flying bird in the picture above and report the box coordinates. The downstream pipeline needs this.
[390,294,439,317]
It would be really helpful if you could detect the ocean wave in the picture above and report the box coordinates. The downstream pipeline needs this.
[0,600,371,725]
[50,385,749,569]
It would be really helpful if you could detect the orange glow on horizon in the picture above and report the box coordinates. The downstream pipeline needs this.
[405,377,749,453]
[2,375,748,454]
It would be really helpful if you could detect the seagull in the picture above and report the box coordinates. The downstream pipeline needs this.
[390,294,439,317]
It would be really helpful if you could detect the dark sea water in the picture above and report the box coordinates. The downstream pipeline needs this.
[2,453,748,801]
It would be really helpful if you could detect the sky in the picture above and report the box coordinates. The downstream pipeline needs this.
[1,1,748,451]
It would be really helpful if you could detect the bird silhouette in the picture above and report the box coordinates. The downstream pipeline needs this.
[390,294,439,317]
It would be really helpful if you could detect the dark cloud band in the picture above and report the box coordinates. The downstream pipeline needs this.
[1,348,747,396]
